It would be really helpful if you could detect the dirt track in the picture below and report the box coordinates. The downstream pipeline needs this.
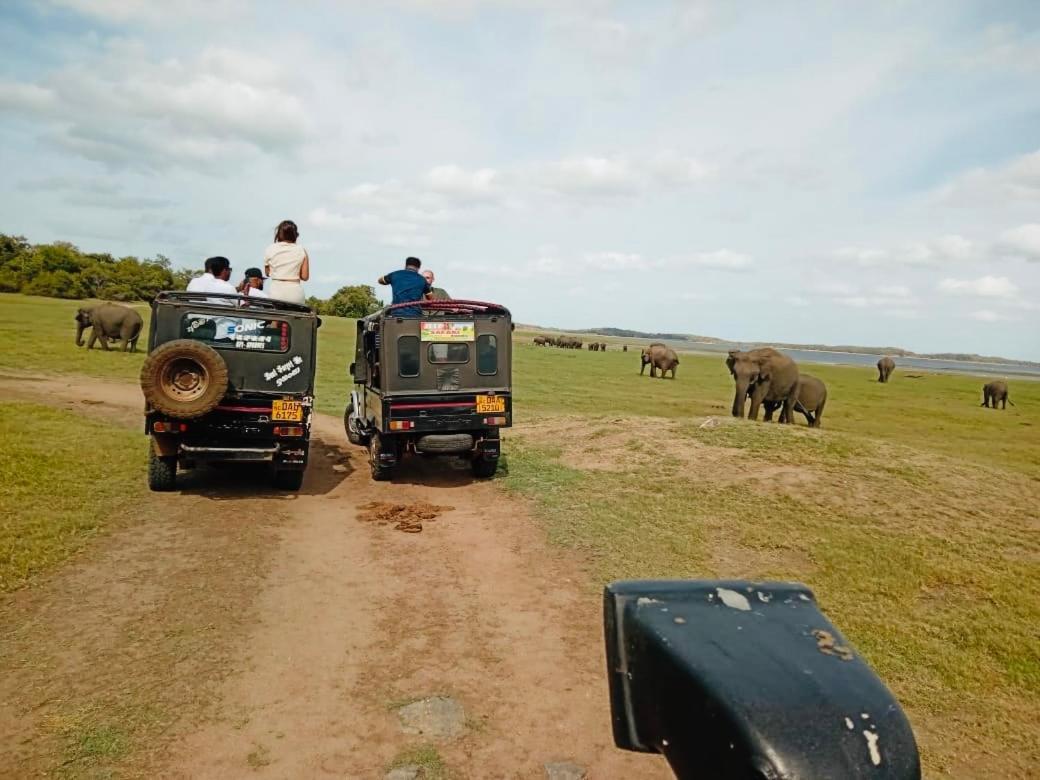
[0,374,668,778]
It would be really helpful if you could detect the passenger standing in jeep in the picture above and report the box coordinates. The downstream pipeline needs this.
[264,220,310,305]
[377,256,432,317]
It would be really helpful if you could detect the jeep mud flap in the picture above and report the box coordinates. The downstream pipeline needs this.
[474,429,500,459]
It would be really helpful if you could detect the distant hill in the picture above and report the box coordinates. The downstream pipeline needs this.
[568,326,1038,367]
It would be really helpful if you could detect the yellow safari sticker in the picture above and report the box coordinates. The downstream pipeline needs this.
[420,321,474,342]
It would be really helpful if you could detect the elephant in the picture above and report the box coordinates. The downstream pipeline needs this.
[599,343,607,351]
[623,345,628,352]
[533,336,548,346]
[640,343,679,379]
[877,356,895,383]
[726,348,799,423]
[589,343,598,351]
[763,374,827,427]
[75,303,143,352]
[981,380,1014,409]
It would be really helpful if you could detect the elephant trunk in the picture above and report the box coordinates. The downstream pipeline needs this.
[732,379,750,418]
[75,321,86,347]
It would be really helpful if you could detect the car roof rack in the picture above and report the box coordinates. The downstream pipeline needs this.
[376,299,511,318]
[154,291,313,314]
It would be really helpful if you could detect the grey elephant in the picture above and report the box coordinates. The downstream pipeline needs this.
[600,342,607,351]
[727,348,799,422]
[533,336,548,346]
[75,303,143,352]
[877,356,895,383]
[981,380,1014,409]
[640,343,679,378]
[763,374,827,427]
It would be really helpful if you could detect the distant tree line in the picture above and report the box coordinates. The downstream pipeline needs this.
[0,233,384,318]
[0,233,192,302]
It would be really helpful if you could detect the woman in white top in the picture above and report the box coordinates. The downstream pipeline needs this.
[263,220,310,305]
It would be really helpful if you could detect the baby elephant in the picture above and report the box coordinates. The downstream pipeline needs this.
[763,374,827,427]
[981,380,1014,409]
[75,303,144,352]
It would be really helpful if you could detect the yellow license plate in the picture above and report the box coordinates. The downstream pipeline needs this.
[475,395,506,414]
[272,400,303,421]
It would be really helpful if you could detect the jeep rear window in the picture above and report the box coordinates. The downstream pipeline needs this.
[428,343,469,364]
[180,312,289,352]
[399,335,420,377]
[476,335,497,375]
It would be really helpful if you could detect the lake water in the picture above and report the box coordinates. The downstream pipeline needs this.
[682,342,1040,379]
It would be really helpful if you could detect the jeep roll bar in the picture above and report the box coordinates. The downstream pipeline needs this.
[604,580,921,779]
[380,299,512,317]
[154,291,313,314]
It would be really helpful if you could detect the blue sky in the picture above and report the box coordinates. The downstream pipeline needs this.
[1,1,1038,360]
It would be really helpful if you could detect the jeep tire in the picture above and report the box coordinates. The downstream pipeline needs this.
[273,468,304,491]
[344,401,368,447]
[148,449,177,491]
[471,455,498,479]
[369,432,394,481]
[140,339,228,419]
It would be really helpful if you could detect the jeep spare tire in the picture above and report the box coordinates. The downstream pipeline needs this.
[140,339,228,419]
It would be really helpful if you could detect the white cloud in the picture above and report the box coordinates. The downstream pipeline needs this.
[682,250,753,271]
[969,309,1015,322]
[530,153,710,198]
[936,148,1040,205]
[938,275,1019,298]
[0,40,309,171]
[0,81,57,113]
[998,223,1040,261]
[875,284,913,298]
[833,235,977,266]
[46,0,246,25]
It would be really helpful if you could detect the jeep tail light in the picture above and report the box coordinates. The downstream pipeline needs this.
[153,421,188,433]
[274,426,304,437]
[389,420,415,431]
[484,416,508,426]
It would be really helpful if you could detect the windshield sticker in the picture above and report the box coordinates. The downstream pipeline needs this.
[421,321,474,342]
[182,313,290,352]
[264,355,305,387]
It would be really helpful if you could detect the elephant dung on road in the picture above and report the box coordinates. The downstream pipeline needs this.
[981,380,1014,409]
[764,374,827,427]
[877,356,895,383]
[76,303,144,353]
[727,347,799,423]
[640,343,679,379]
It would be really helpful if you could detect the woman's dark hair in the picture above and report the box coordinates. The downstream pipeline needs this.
[274,220,299,243]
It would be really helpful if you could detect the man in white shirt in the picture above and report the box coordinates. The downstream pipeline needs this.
[186,256,238,297]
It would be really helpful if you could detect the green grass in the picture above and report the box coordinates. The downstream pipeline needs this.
[3,292,1039,775]
[388,744,449,779]
[0,294,150,383]
[0,401,146,591]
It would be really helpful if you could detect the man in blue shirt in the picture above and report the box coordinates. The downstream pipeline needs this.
[378,256,432,316]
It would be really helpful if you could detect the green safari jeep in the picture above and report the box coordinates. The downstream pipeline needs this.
[140,291,319,492]
[344,300,513,480]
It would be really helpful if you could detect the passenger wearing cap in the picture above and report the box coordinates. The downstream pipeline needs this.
[238,267,269,299]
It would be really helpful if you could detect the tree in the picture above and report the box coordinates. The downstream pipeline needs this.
[322,285,383,318]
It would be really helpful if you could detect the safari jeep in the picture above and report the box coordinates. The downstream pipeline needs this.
[344,300,512,480]
[140,291,319,492]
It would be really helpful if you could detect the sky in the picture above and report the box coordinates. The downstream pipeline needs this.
[1,1,1038,360]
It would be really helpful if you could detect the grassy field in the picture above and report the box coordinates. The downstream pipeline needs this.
[0,401,146,591]
[2,292,1039,775]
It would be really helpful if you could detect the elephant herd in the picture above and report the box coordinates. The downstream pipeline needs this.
[534,335,583,349]
[876,356,1016,410]
[726,347,827,427]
